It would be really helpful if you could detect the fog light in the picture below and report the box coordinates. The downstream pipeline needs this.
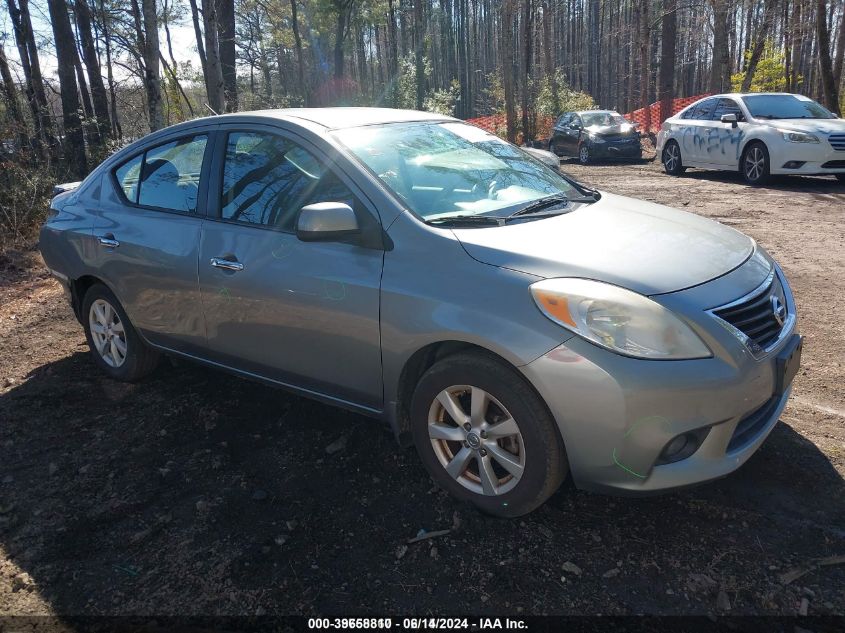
[656,427,710,465]
[782,161,805,169]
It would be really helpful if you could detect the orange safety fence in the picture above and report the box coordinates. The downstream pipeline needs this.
[466,93,711,141]
[624,93,711,133]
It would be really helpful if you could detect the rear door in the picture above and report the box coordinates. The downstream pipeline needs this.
[93,126,215,355]
[561,114,583,156]
[550,114,571,155]
[197,125,384,409]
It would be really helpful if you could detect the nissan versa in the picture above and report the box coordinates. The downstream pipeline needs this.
[40,108,802,517]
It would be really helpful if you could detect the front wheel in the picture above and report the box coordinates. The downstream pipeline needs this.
[662,140,686,175]
[82,284,160,381]
[742,141,771,185]
[578,144,591,164]
[410,352,567,517]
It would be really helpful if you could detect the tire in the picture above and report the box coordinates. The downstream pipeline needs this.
[741,141,771,185]
[578,144,591,165]
[662,140,686,175]
[410,352,567,517]
[548,141,557,156]
[82,283,160,382]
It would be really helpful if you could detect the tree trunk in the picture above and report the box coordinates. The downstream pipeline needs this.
[290,0,307,103]
[0,45,29,151]
[74,0,111,140]
[833,0,845,91]
[187,0,210,96]
[46,0,86,177]
[741,0,776,91]
[659,0,677,123]
[521,0,533,143]
[139,0,164,131]
[816,0,840,112]
[709,0,731,93]
[201,0,225,113]
[217,0,237,111]
[414,0,425,109]
[501,0,517,142]
[639,0,651,130]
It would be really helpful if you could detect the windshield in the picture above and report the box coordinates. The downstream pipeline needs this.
[581,112,627,127]
[333,122,576,221]
[742,94,834,119]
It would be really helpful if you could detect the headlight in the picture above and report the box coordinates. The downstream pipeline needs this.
[779,129,819,143]
[588,133,606,144]
[530,278,712,360]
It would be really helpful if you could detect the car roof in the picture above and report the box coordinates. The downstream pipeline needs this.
[697,92,802,100]
[213,107,455,130]
[572,110,619,115]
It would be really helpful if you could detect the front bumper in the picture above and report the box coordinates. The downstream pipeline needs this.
[589,140,642,160]
[769,140,845,175]
[519,257,799,494]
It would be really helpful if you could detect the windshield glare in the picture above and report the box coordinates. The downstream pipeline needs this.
[333,122,574,221]
[742,94,834,119]
[581,112,627,127]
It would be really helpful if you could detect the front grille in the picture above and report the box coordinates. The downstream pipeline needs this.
[727,396,779,452]
[713,274,786,351]
[830,133,845,151]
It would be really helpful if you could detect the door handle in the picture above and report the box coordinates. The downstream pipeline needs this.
[210,257,244,272]
[97,235,120,248]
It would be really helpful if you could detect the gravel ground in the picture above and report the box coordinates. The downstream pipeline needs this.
[1,158,844,617]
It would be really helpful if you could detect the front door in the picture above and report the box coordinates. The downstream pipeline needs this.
[197,127,384,410]
[703,97,747,167]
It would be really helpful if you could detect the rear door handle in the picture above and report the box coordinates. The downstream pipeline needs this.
[97,235,120,248]
[210,257,244,272]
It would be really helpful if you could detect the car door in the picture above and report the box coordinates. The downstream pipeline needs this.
[550,114,571,155]
[93,126,215,355]
[679,98,718,164]
[197,125,384,410]
[704,97,747,167]
[561,114,583,156]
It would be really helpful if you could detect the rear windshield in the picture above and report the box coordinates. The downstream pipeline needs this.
[741,94,834,119]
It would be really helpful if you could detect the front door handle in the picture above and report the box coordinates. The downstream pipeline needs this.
[97,234,120,248]
[210,257,244,272]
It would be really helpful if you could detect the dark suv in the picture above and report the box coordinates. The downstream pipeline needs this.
[549,110,642,164]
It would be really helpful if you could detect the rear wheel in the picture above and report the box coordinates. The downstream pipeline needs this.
[82,284,160,382]
[410,352,567,517]
[662,140,685,175]
[742,141,771,185]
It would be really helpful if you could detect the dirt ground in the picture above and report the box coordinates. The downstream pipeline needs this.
[1,158,844,617]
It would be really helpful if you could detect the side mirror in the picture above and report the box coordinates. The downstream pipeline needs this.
[296,202,360,243]
[720,113,738,128]
[569,123,581,130]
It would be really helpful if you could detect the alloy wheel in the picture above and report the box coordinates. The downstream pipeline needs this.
[427,385,526,496]
[745,146,765,181]
[664,143,680,172]
[579,145,590,164]
[88,298,127,368]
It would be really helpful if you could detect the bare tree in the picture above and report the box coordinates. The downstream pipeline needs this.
[201,0,226,112]
[47,0,87,177]
[74,0,112,141]
[218,0,237,110]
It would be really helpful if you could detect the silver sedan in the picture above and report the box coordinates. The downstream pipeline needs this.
[40,108,802,516]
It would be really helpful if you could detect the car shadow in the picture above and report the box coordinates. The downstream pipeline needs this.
[677,169,845,194]
[1,352,844,614]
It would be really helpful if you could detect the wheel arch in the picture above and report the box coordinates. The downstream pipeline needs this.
[390,340,561,453]
[69,274,110,323]
[737,136,769,171]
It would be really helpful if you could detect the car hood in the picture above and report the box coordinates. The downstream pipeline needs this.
[758,118,845,134]
[453,192,754,295]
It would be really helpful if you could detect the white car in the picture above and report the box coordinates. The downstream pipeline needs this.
[656,92,845,185]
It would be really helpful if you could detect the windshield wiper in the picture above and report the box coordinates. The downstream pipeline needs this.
[506,195,570,219]
[427,214,505,227]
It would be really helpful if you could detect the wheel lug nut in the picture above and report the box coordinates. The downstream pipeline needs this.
[463,423,472,432]
[479,449,487,457]
[480,430,487,439]
[463,441,469,448]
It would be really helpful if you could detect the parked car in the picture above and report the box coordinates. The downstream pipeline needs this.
[657,92,845,185]
[548,110,642,164]
[41,108,802,517]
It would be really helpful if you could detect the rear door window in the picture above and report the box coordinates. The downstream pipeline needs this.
[113,134,208,213]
